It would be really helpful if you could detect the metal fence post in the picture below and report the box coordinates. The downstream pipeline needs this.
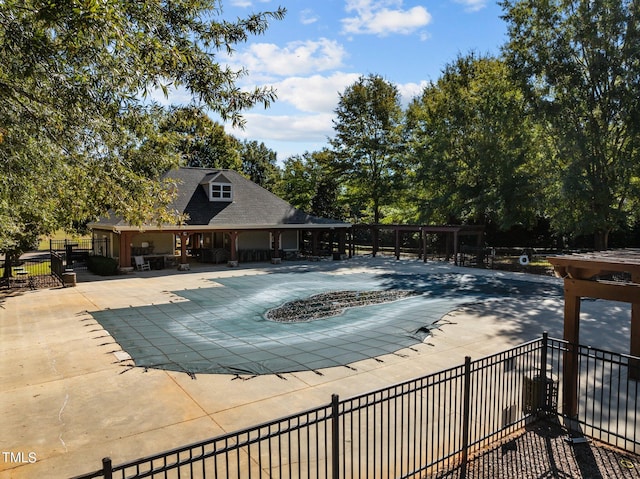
[539,332,549,413]
[331,394,340,479]
[102,457,112,479]
[460,356,472,479]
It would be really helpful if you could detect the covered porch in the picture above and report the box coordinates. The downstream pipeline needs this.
[96,225,351,271]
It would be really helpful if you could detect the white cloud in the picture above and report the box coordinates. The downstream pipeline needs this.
[342,0,432,36]
[229,0,272,6]
[230,38,347,77]
[397,80,429,105]
[455,0,487,12]
[300,8,318,25]
[272,72,362,113]
[144,83,193,107]
[228,113,335,143]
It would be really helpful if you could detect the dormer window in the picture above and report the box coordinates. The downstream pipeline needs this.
[211,182,232,202]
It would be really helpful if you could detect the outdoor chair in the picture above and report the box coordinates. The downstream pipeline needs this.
[133,255,151,271]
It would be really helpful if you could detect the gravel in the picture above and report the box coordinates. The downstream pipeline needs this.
[427,419,640,479]
[265,289,419,322]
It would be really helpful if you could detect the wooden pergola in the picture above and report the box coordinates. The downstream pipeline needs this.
[547,249,640,418]
[349,224,485,263]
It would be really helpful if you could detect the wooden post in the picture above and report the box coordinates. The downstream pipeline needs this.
[395,227,400,260]
[228,231,238,262]
[563,288,581,418]
[453,230,459,265]
[338,230,346,257]
[179,232,188,265]
[272,230,281,261]
[631,272,640,380]
[422,229,428,263]
[119,231,133,269]
[372,225,378,257]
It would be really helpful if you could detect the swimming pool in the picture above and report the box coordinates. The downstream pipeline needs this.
[91,271,561,375]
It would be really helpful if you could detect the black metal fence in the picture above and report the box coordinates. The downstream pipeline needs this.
[72,334,639,479]
[547,337,639,453]
[50,238,110,271]
[0,255,62,289]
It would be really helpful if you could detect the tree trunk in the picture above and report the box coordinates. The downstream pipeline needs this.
[3,255,14,279]
[594,230,610,251]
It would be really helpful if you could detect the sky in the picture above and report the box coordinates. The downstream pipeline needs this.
[152,0,509,162]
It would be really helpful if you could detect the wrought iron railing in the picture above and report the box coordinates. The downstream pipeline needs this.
[1,255,62,289]
[49,238,110,271]
[71,334,639,479]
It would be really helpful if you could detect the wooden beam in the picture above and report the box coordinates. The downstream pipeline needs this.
[563,278,640,303]
[632,272,640,380]
[631,303,640,380]
[563,292,581,418]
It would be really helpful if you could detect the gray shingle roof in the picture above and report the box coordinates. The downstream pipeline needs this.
[93,167,349,229]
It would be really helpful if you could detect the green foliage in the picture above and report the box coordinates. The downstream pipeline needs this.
[0,1,285,260]
[239,140,280,191]
[501,0,640,248]
[87,255,119,276]
[163,106,242,170]
[278,154,318,212]
[405,54,547,229]
[278,149,346,220]
[330,74,405,223]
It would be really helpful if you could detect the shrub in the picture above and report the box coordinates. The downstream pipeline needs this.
[87,255,119,276]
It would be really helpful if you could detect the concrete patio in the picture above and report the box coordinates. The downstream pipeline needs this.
[0,257,633,478]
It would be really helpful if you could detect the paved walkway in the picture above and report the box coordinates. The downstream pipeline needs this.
[0,257,632,478]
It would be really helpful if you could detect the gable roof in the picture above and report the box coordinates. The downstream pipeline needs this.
[91,167,350,231]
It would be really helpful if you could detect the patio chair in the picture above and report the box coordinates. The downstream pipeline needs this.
[133,255,151,271]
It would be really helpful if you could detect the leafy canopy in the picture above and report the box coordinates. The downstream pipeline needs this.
[500,0,640,248]
[0,0,285,256]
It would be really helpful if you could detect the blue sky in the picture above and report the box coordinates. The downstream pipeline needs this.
[153,0,509,161]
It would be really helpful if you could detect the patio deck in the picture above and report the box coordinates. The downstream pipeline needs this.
[0,257,635,478]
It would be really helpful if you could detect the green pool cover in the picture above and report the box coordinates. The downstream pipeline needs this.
[92,271,560,375]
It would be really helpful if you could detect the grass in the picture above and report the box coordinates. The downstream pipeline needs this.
[38,230,91,251]
[490,256,554,276]
[1,260,52,277]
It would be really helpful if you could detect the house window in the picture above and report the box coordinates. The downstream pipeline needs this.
[211,183,232,202]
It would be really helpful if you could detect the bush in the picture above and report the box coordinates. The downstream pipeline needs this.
[87,255,119,276]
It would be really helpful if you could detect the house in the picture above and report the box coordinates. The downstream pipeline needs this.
[88,167,351,270]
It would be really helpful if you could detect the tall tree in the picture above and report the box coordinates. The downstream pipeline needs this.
[0,0,285,267]
[501,0,640,249]
[164,107,241,170]
[278,153,318,213]
[308,149,345,220]
[278,150,345,219]
[405,54,547,229]
[239,140,279,191]
[330,74,404,224]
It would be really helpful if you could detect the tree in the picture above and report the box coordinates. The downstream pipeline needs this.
[308,149,345,220]
[501,0,640,249]
[278,154,318,212]
[405,54,547,229]
[239,140,280,191]
[0,0,285,268]
[330,74,404,224]
[164,107,241,170]
[278,149,345,219]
